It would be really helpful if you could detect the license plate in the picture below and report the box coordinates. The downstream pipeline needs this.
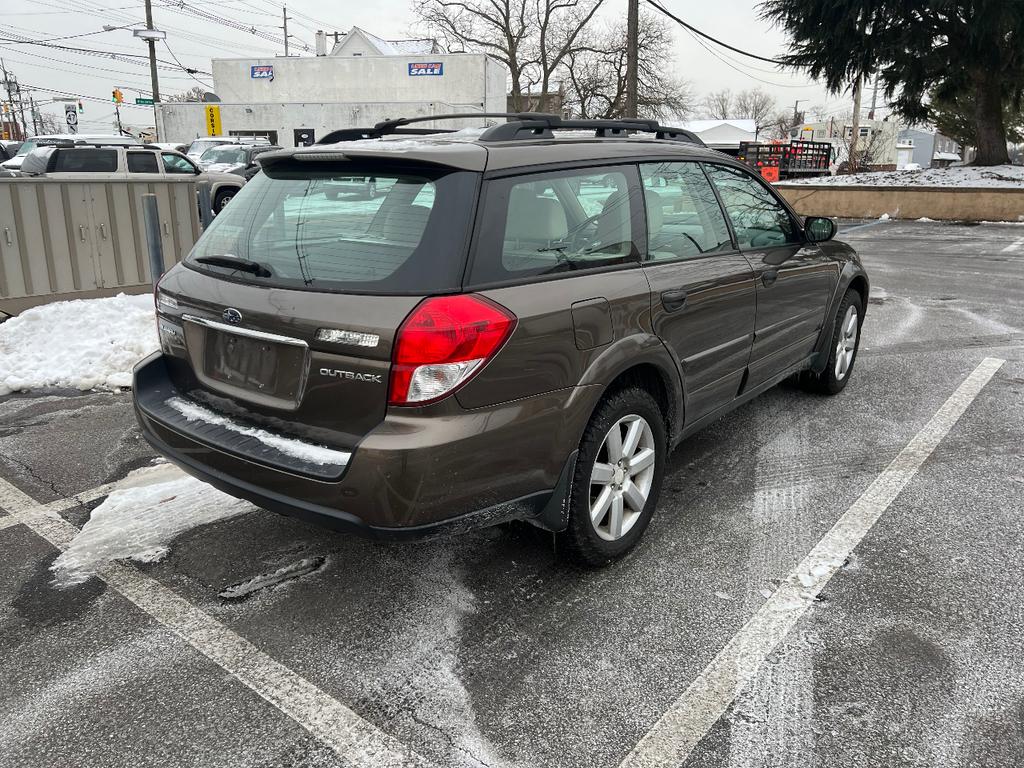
[204,330,304,400]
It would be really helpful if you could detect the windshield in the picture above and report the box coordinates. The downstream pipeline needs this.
[187,139,228,156]
[15,141,37,157]
[185,164,479,294]
[201,146,246,164]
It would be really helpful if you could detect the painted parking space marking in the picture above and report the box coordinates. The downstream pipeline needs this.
[618,356,1005,768]
[1000,237,1024,253]
[0,515,20,532]
[0,476,429,768]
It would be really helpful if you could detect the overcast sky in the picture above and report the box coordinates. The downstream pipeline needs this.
[0,0,868,133]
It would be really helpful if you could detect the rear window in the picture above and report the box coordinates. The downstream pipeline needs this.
[52,149,118,173]
[186,164,479,294]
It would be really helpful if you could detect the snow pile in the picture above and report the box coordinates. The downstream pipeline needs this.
[782,164,1024,188]
[0,293,158,396]
[51,474,253,587]
[167,397,350,466]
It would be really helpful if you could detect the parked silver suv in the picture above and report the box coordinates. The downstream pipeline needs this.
[19,145,245,212]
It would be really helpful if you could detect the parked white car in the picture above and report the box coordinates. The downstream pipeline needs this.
[0,134,140,172]
[19,145,246,212]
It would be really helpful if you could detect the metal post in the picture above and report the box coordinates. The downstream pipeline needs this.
[29,94,39,134]
[197,181,214,229]
[624,0,639,118]
[142,193,165,286]
[144,0,160,139]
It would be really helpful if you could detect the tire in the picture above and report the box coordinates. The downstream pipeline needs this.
[557,387,667,566]
[214,189,236,213]
[804,288,863,395]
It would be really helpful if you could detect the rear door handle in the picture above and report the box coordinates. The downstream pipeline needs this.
[761,269,779,287]
[661,288,688,312]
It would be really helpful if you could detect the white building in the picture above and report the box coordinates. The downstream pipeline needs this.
[792,118,900,169]
[681,119,757,154]
[155,27,507,147]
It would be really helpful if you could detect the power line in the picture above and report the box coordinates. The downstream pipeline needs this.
[162,40,213,89]
[678,24,817,90]
[645,0,785,65]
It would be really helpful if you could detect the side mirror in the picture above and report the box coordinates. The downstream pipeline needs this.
[805,216,836,243]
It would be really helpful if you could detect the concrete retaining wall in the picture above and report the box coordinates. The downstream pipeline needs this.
[775,184,1024,222]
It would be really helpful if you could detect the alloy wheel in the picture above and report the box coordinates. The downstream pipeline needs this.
[589,414,656,542]
[834,305,858,381]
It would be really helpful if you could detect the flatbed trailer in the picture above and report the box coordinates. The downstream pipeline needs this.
[737,139,833,182]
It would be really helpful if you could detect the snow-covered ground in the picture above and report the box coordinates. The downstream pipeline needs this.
[51,470,252,587]
[781,164,1024,188]
[0,293,157,396]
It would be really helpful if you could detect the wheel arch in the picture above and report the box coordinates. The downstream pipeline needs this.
[810,263,870,374]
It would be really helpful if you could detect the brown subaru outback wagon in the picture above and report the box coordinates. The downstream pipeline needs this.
[134,113,868,565]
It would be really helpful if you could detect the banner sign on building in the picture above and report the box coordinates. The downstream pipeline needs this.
[204,105,222,137]
[250,65,275,80]
[408,62,443,76]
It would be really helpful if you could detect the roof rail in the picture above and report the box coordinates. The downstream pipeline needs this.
[317,112,704,147]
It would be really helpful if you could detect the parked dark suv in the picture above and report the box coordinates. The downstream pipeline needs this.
[134,113,868,565]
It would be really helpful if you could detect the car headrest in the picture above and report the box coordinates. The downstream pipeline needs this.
[506,188,568,242]
[645,190,663,236]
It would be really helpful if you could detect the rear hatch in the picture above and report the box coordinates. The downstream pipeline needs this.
[156,154,482,450]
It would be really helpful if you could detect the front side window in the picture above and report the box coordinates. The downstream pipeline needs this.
[186,164,478,294]
[162,152,197,174]
[640,162,732,261]
[470,167,641,284]
[127,151,160,173]
[704,164,800,249]
[51,149,118,173]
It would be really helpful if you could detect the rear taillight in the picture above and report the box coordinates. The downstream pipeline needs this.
[389,294,516,406]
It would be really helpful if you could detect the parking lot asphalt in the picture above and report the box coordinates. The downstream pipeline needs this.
[1,219,1023,768]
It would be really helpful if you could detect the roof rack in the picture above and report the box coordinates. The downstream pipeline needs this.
[317,112,704,147]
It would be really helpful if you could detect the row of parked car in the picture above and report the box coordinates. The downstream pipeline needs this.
[0,134,281,213]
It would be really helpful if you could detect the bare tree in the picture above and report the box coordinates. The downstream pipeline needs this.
[734,88,775,128]
[701,88,733,120]
[415,0,602,112]
[164,86,208,103]
[761,109,794,139]
[37,112,63,134]
[561,10,692,121]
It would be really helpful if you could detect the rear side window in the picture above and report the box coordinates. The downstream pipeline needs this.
[640,162,732,260]
[186,164,479,294]
[470,166,642,284]
[703,163,800,249]
[127,151,159,173]
[52,149,118,173]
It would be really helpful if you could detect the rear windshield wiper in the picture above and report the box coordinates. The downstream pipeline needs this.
[194,254,273,278]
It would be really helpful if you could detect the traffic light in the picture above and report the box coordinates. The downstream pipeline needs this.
[112,89,124,104]
[77,100,84,114]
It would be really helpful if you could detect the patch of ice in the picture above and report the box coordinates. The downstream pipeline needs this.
[0,293,157,396]
[51,475,253,587]
[167,397,349,466]
[796,573,816,588]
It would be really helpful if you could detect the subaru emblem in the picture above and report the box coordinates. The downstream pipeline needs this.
[222,308,242,325]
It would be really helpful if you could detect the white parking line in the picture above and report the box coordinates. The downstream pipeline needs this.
[0,515,21,532]
[619,356,1005,768]
[1000,237,1024,253]
[0,477,429,767]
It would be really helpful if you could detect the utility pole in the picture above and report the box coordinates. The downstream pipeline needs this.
[0,59,27,140]
[848,74,864,173]
[792,99,805,130]
[29,94,39,134]
[625,0,639,118]
[867,74,879,120]
[282,6,291,57]
[144,0,160,139]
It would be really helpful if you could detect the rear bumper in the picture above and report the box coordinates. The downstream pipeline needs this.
[132,353,584,539]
